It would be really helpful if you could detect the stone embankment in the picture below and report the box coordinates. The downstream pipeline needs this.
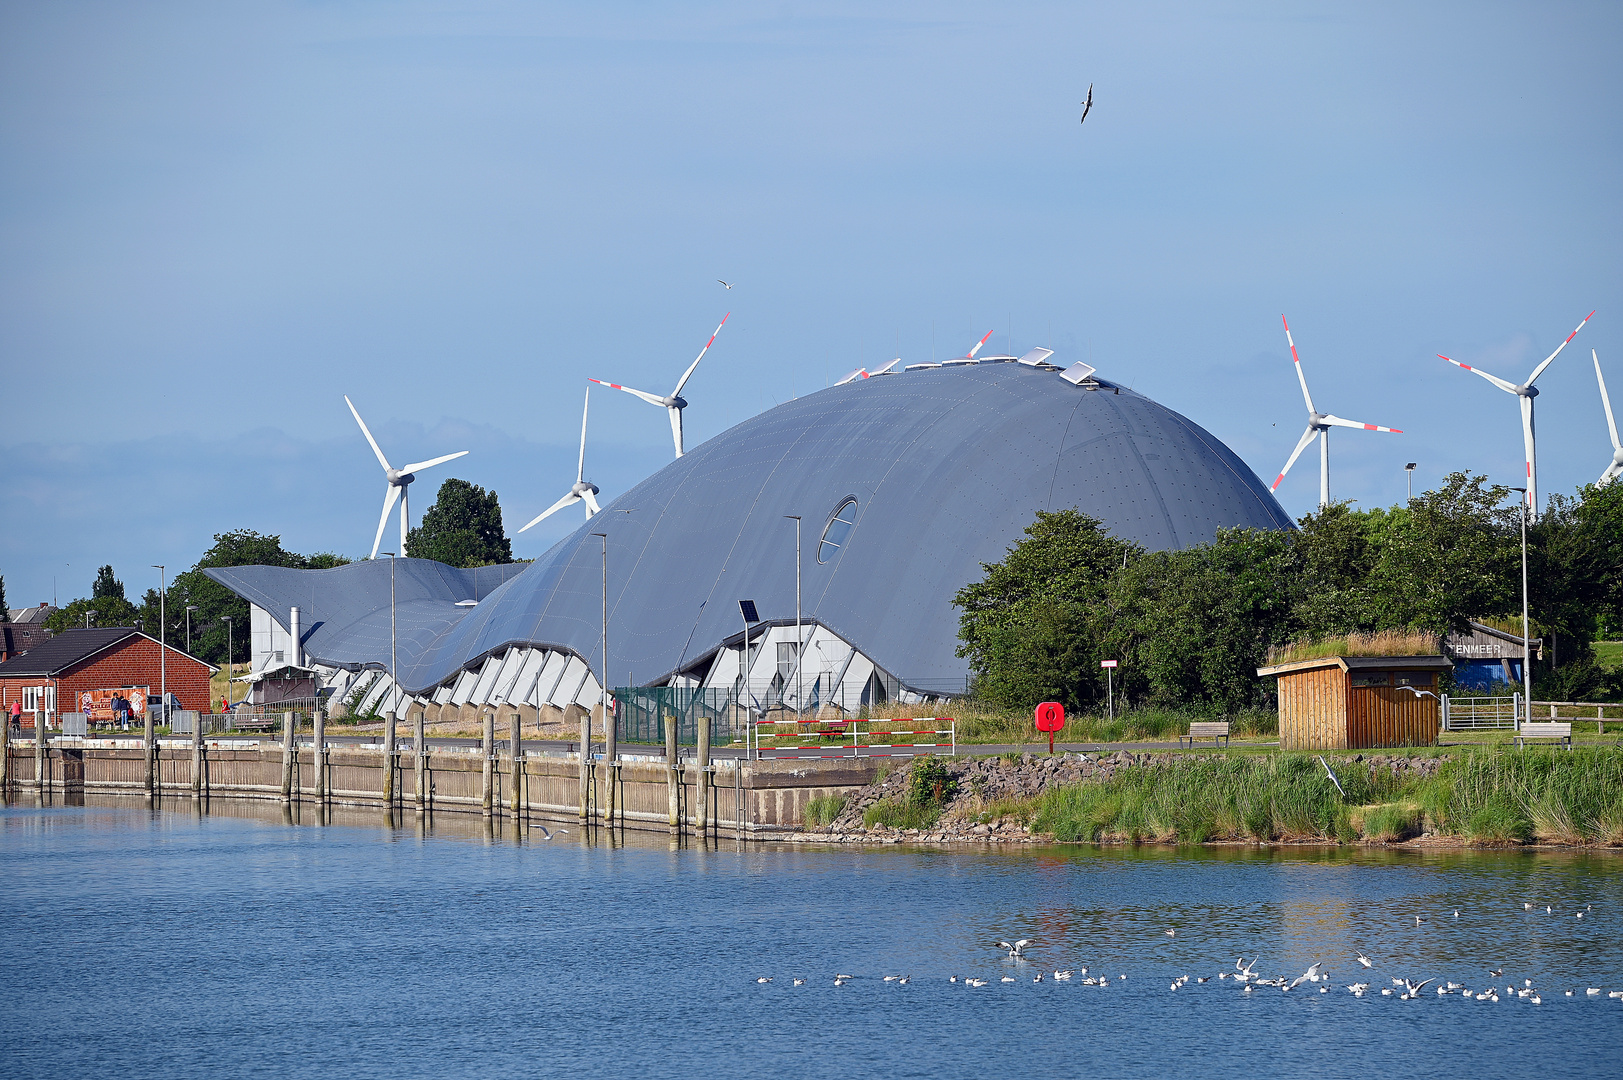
[786,750,1450,844]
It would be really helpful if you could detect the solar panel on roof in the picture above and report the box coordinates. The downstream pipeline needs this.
[1060,361,1097,385]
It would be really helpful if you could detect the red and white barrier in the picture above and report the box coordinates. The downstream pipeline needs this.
[748,716,955,758]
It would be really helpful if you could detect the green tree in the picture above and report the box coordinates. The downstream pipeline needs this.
[954,510,1137,710]
[92,565,125,601]
[169,531,308,666]
[0,574,8,621]
[44,595,139,633]
[405,478,513,567]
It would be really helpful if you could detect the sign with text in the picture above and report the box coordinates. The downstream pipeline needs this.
[1100,660,1119,668]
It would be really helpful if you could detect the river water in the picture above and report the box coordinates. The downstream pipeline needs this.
[2,798,1621,1079]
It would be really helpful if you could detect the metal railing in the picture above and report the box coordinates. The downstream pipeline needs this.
[748,716,956,759]
[1441,694,1519,731]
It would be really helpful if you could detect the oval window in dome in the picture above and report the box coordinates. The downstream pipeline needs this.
[817,498,859,564]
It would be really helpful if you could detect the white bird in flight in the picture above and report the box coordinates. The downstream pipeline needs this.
[999,939,1032,959]
[718,280,732,289]
[1079,82,1093,125]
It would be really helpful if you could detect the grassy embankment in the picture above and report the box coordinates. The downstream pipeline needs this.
[1032,748,1623,845]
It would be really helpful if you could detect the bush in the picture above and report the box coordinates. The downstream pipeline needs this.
[803,795,846,827]
[909,757,957,806]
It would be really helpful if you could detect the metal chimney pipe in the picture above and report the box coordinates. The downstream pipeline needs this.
[289,607,302,668]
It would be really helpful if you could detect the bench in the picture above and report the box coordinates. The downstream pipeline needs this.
[228,717,276,734]
[1514,722,1572,750]
[1179,721,1230,749]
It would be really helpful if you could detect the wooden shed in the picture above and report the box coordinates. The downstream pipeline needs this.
[1256,655,1453,751]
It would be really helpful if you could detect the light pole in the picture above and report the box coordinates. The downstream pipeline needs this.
[185,605,198,654]
[380,552,398,808]
[222,616,233,710]
[152,566,166,727]
[1404,462,1416,503]
[784,515,802,720]
[85,610,97,629]
[1511,487,1531,728]
[591,531,610,824]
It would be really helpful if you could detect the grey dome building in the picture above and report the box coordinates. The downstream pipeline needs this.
[209,356,1291,721]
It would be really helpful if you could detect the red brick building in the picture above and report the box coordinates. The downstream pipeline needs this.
[0,627,215,723]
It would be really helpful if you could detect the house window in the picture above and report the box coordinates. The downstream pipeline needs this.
[817,498,859,564]
[1395,672,1434,687]
[1350,672,1390,687]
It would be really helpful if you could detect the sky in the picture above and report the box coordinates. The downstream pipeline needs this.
[2,1,1619,608]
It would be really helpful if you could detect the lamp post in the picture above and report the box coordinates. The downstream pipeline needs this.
[1510,487,1531,728]
[784,515,801,720]
[152,566,166,728]
[222,616,233,711]
[1404,462,1417,503]
[85,610,96,629]
[185,605,198,654]
[379,552,398,808]
[591,531,609,825]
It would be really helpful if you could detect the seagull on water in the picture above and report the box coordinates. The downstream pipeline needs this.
[1355,953,1373,968]
[1002,976,1017,983]
[1054,969,1073,980]
[792,978,805,986]
[999,939,1032,959]
[757,977,772,983]
[898,976,910,984]
[1166,928,1177,937]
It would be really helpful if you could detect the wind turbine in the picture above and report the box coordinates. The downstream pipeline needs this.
[344,395,469,560]
[1438,311,1593,516]
[590,312,728,458]
[1595,350,1622,487]
[518,388,601,532]
[1270,316,1402,510]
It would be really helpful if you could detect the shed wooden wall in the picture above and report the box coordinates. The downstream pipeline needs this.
[1347,686,1438,748]
[1278,667,1349,751]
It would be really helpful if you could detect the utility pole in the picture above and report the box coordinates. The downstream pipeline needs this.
[1512,488,1531,729]
[784,516,801,721]
[152,566,166,729]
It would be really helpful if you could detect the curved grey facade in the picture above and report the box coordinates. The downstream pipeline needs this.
[208,362,1292,695]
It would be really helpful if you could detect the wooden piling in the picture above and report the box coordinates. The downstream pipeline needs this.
[665,715,679,833]
[382,710,396,808]
[142,707,153,797]
[696,715,710,838]
[481,710,495,818]
[510,711,522,817]
[191,699,204,799]
[414,709,426,814]
[311,708,325,804]
[578,707,591,822]
[280,711,295,803]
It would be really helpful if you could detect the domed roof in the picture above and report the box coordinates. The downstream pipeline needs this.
[211,362,1291,693]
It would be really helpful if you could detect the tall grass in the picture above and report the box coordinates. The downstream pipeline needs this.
[1031,747,1623,846]
[1266,629,1440,666]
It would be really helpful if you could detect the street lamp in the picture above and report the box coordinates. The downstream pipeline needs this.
[1404,462,1417,503]
[221,616,233,710]
[152,566,166,727]
[1511,487,1531,727]
[185,605,199,654]
[784,515,802,720]
[591,531,610,823]
[380,552,398,805]
[85,610,97,629]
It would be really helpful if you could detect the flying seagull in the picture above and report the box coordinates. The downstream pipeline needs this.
[999,939,1032,959]
[1079,83,1093,125]
[718,280,732,289]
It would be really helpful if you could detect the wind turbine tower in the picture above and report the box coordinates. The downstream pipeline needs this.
[1438,311,1593,517]
[344,395,470,559]
[1270,316,1402,510]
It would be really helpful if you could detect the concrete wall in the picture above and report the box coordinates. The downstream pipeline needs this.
[3,742,878,835]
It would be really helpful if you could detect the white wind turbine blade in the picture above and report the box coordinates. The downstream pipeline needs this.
[1526,310,1594,386]
[577,388,590,483]
[398,449,469,475]
[671,312,729,397]
[1272,425,1318,491]
[345,395,394,472]
[582,489,602,515]
[588,378,667,407]
[1282,316,1316,415]
[1320,414,1403,434]
[1598,351,1621,451]
[518,492,581,533]
[1438,354,1518,394]
[372,484,402,560]
[669,406,684,458]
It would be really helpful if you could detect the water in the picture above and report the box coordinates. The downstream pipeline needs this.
[3,798,1622,1079]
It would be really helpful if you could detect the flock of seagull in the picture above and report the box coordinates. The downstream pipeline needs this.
[754,909,1621,1003]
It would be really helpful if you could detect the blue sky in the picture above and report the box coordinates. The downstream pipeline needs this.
[2,2,1619,607]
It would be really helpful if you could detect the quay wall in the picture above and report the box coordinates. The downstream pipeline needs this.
[2,740,876,835]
